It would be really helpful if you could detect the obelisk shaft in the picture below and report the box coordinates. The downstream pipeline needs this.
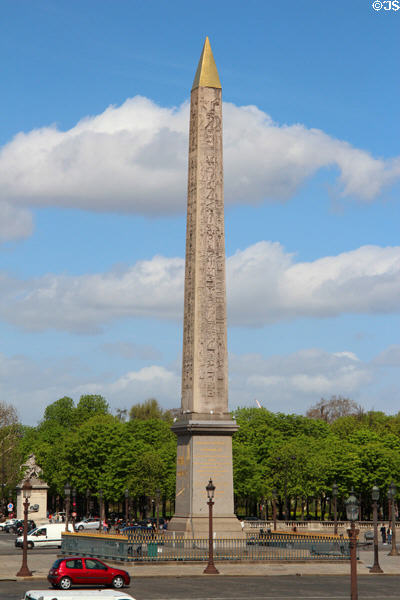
[181,42,228,417]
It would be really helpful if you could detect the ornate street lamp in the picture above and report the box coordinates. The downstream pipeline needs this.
[98,489,103,531]
[124,488,129,524]
[155,487,160,531]
[345,490,359,600]
[272,488,278,531]
[16,479,33,577]
[332,482,338,535]
[64,481,71,533]
[370,484,383,573]
[203,479,219,574]
[387,482,398,556]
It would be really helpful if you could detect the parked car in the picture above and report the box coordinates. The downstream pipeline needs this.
[47,557,131,590]
[75,517,101,531]
[4,519,22,533]
[0,518,18,531]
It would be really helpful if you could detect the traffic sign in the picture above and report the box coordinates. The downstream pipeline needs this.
[72,511,77,517]
[7,502,13,511]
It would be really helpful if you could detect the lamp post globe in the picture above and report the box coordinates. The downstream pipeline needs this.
[345,490,359,522]
[206,479,215,501]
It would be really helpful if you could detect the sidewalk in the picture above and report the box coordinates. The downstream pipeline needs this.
[1,549,398,581]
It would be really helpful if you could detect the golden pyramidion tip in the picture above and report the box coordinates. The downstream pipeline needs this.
[192,37,221,91]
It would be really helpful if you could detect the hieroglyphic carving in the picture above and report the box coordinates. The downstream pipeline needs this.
[181,84,228,414]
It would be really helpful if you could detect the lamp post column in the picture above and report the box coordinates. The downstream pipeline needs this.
[16,480,33,577]
[348,521,359,600]
[370,485,383,573]
[388,482,398,556]
[203,479,219,575]
[345,490,359,600]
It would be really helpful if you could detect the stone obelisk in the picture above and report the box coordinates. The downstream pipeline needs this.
[169,38,243,538]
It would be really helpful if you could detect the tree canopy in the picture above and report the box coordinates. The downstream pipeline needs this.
[6,395,400,520]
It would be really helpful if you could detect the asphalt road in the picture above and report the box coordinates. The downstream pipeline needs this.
[2,576,400,600]
[0,533,56,555]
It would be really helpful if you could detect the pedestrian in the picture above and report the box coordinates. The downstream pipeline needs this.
[387,526,392,544]
[103,519,108,534]
[380,524,387,544]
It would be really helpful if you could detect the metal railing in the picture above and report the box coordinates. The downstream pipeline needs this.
[247,520,396,531]
[60,531,351,563]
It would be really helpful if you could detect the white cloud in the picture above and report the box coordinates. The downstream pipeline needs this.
[228,242,400,326]
[0,201,33,242]
[3,345,397,426]
[0,96,399,238]
[373,345,400,367]
[73,365,180,410]
[229,349,372,413]
[0,243,399,332]
[101,341,162,361]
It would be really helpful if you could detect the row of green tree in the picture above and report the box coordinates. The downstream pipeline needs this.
[2,395,400,520]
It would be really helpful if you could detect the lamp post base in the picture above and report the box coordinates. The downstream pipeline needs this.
[388,548,399,556]
[369,564,383,574]
[203,563,219,574]
[16,566,33,577]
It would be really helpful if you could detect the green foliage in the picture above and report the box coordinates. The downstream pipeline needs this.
[129,398,172,422]
[13,395,400,519]
[0,404,23,506]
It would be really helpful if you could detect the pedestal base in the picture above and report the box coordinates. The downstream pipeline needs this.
[168,515,244,539]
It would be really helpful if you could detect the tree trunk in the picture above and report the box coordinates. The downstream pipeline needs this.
[278,497,283,520]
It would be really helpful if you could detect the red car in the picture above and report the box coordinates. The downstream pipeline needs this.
[48,557,131,590]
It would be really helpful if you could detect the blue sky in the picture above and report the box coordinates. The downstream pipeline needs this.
[0,0,399,424]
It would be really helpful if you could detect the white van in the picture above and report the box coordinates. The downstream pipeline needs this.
[24,591,135,600]
[16,523,73,549]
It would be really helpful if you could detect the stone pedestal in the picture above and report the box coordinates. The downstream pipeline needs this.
[16,476,48,524]
[16,455,48,524]
[169,418,243,538]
